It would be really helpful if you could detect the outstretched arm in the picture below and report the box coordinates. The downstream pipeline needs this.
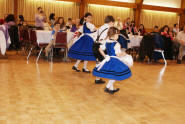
[99,47,106,58]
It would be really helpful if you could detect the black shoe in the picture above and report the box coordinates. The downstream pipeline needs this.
[72,66,80,72]
[177,59,182,64]
[104,87,110,93]
[95,79,105,84]
[104,87,120,94]
[82,68,91,73]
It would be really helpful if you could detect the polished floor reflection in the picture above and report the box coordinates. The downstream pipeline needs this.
[0,52,185,124]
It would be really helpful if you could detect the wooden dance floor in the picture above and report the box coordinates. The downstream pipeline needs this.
[0,52,185,124]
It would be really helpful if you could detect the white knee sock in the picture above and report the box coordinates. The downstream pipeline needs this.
[106,80,115,90]
[74,60,81,67]
[83,61,88,69]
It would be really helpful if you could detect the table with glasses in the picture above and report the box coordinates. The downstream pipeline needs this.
[35,30,75,62]
[127,34,143,60]
[36,30,74,45]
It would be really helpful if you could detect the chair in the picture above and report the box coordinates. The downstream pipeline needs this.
[51,32,68,62]
[36,36,49,63]
[27,29,37,61]
[18,27,30,54]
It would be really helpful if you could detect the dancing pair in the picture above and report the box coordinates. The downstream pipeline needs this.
[68,13,133,94]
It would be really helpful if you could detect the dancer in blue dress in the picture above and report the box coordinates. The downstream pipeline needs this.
[93,27,133,94]
[68,12,97,73]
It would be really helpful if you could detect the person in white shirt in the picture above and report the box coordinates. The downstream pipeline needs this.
[176,24,185,64]
[66,18,72,30]
[93,15,115,84]
[114,17,123,31]
[173,23,179,35]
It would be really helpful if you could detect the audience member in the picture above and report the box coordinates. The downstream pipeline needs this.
[173,23,179,35]
[35,7,46,30]
[70,20,78,32]
[66,18,72,29]
[56,17,66,31]
[49,13,55,28]
[129,21,138,35]
[114,17,123,30]
[176,24,185,64]
[138,24,146,36]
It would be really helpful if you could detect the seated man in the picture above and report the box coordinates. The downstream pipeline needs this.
[176,24,185,64]
[45,22,60,59]
[151,26,159,34]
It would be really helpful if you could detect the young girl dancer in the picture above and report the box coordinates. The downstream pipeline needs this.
[93,27,133,94]
[68,12,96,73]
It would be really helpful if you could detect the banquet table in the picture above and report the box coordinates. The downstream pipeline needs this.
[128,34,143,48]
[127,34,143,60]
[0,29,11,55]
[36,30,74,45]
[0,30,6,55]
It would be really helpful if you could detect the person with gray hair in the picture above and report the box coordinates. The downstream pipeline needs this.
[114,17,123,31]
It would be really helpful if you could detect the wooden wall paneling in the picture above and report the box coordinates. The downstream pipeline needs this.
[142,5,183,13]
[84,0,136,8]
[56,0,81,3]
[134,0,143,27]
[79,0,87,18]
[14,0,18,24]
[179,0,185,28]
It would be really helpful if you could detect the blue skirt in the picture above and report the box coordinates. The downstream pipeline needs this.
[93,57,132,81]
[68,34,96,61]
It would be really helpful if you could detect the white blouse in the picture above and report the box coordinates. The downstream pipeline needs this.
[100,39,121,55]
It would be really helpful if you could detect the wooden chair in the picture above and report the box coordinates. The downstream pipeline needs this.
[18,27,30,54]
[27,29,37,61]
[51,32,68,62]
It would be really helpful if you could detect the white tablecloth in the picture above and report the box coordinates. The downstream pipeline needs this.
[36,30,74,45]
[128,34,143,48]
[0,30,11,55]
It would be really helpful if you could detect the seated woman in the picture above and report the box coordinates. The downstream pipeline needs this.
[138,24,146,36]
[129,21,138,35]
[160,25,174,59]
[18,15,24,26]
[56,17,67,31]
[70,20,78,32]
[0,14,15,55]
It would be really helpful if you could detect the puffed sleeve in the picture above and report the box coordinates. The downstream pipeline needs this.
[86,22,96,32]
[114,42,121,55]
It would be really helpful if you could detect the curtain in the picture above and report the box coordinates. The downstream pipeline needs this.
[17,0,79,25]
[143,0,182,8]
[0,0,14,19]
[87,4,134,27]
[140,10,180,29]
